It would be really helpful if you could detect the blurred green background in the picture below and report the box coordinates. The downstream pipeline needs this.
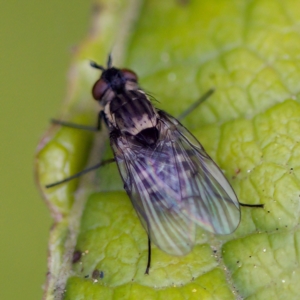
[0,1,91,298]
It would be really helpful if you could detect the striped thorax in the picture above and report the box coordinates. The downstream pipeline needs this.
[92,66,159,146]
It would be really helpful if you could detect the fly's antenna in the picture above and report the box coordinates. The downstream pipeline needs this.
[90,61,106,71]
[107,53,113,68]
[90,53,113,71]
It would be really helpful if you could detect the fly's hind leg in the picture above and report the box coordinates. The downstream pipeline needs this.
[239,202,264,208]
[145,236,152,275]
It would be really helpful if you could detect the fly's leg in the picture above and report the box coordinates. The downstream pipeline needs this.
[239,202,264,208]
[45,158,115,188]
[125,182,152,275]
[177,88,215,121]
[145,236,151,275]
[45,111,114,188]
[51,111,106,132]
[178,92,265,210]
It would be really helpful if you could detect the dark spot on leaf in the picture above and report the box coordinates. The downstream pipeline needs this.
[176,0,190,6]
[72,250,82,263]
[92,269,100,279]
[91,3,103,14]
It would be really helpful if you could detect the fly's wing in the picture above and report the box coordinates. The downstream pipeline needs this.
[111,111,240,255]
[112,134,196,256]
[160,112,240,234]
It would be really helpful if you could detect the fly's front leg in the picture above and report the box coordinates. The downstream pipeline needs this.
[45,111,114,188]
[51,110,105,132]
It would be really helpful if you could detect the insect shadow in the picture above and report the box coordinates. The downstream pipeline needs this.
[46,55,264,274]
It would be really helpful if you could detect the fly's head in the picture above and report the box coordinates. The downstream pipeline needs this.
[91,60,138,107]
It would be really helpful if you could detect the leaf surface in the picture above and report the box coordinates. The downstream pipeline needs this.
[36,0,300,299]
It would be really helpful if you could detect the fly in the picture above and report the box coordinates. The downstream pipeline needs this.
[46,55,263,274]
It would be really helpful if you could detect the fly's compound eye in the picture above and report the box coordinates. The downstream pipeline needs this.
[92,79,109,100]
[121,69,138,82]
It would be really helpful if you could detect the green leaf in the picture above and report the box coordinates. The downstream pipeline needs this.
[35,0,300,299]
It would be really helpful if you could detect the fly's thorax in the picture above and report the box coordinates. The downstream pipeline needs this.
[104,89,158,136]
[124,80,139,92]
[99,80,139,108]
